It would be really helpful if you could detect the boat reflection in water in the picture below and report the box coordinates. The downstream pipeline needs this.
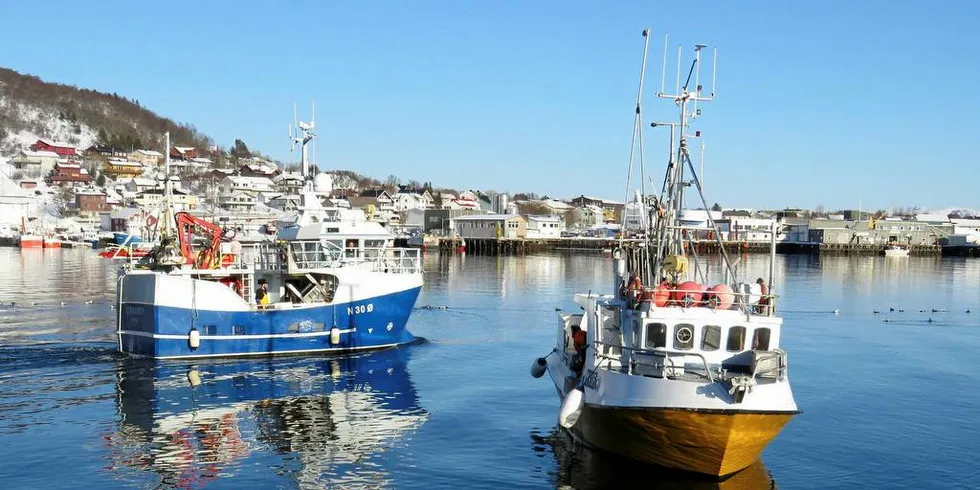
[106,346,428,488]
[532,428,777,490]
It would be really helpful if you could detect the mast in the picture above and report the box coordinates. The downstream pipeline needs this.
[163,131,172,238]
[649,37,734,285]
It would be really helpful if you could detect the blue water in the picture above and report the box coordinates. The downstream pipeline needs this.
[0,248,978,489]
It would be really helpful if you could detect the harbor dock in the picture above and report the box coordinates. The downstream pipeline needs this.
[437,237,946,256]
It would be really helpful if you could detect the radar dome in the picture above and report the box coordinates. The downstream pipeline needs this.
[314,173,333,194]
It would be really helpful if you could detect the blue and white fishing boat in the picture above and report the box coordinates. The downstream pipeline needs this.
[116,114,423,359]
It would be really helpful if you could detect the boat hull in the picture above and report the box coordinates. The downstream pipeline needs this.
[113,232,142,245]
[118,274,423,359]
[573,404,795,478]
[19,235,42,248]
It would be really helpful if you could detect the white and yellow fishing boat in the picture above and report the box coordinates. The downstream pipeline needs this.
[531,29,798,478]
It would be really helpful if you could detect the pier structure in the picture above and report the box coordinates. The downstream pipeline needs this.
[435,237,947,256]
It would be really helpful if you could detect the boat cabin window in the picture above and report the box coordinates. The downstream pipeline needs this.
[345,239,359,258]
[701,325,721,351]
[645,322,667,349]
[672,323,695,350]
[752,328,771,350]
[726,326,746,352]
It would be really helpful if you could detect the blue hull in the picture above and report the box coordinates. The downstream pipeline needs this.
[119,286,422,359]
[113,232,141,245]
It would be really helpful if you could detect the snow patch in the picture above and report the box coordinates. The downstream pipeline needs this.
[0,96,98,154]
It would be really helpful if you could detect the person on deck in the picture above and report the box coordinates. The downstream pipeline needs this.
[570,324,587,376]
[255,279,270,307]
[756,278,769,314]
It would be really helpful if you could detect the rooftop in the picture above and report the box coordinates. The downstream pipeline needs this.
[454,214,520,221]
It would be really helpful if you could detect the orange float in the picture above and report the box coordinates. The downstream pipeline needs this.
[705,283,735,310]
[673,281,704,307]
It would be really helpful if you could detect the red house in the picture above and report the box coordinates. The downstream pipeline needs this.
[30,139,77,157]
[170,146,198,160]
[76,190,112,214]
[47,162,91,186]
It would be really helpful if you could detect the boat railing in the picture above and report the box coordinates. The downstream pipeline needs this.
[624,287,779,316]
[592,341,715,382]
[243,241,422,274]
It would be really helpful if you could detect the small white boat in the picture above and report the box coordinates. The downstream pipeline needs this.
[884,244,909,257]
[531,32,797,478]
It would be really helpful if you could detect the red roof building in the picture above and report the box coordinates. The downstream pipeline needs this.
[30,139,77,157]
[47,162,91,186]
[170,146,198,160]
[76,190,112,215]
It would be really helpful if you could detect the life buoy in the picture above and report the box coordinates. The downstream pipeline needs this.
[146,215,158,226]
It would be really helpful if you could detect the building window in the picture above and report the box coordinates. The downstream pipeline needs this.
[701,325,721,351]
[752,328,771,350]
[673,323,695,350]
[645,322,666,348]
[232,325,246,335]
[727,326,746,352]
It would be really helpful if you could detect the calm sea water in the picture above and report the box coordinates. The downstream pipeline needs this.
[0,248,978,489]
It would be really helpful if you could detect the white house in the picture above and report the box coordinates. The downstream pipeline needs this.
[220,175,275,194]
[273,172,305,194]
[443,192,481,210]
[525,215,565,239]
[124,177,158,193]
[219,191,258,212]
[10,150,60,176]
[392,188,434,211]
[718,217,777,242]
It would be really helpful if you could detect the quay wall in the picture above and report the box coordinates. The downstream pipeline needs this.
[435,238,946,256]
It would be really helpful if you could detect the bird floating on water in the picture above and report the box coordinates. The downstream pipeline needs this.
[84,300,93,305]
[59,301,68,306]
[833,309,839,315]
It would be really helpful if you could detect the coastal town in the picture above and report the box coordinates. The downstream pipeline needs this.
[1,136,979,256]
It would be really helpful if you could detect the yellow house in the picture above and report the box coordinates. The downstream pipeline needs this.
[129,149,164,167]
[134,188,198,210]
[103,159,144,178]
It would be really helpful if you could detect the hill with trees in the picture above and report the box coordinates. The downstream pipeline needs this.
[0,67,215,154]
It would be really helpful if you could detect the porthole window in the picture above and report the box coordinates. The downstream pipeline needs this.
[673,323,695,350]
[645,322,667,348]
[701,325,721,351]
[727,326,746,352]
[752,328,771,351]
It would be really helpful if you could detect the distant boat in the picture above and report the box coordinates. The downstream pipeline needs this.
[42,236,62,248]
[112,232,142,245]
[884,243,909,258]
[19,233,42,249]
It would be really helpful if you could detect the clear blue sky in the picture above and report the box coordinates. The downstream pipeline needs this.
[1,1,977,211]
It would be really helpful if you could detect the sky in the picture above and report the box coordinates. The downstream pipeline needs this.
[0,0,978,211]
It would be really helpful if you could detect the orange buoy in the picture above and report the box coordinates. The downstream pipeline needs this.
[673,281,704,307]
[652,284,670,307]
[705,283,735,310]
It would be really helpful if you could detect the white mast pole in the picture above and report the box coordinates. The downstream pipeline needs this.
[164,131,171,236]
